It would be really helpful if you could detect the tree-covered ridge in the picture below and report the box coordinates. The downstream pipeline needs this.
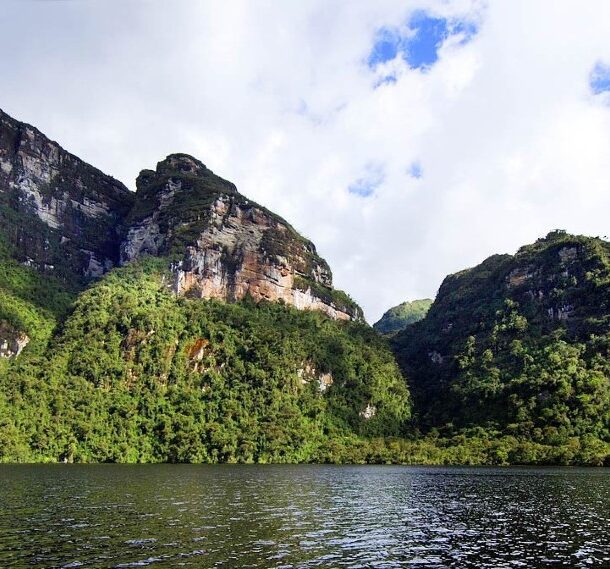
[374,299,433,334]
[0,259,410,463]
[392,231,610,450]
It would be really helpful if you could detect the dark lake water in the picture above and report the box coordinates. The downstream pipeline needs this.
[0,465,609,568]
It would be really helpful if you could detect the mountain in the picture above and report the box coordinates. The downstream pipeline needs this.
[374,299,433,334]
[0,109,407,463]
[122,153,361,320]
[0,108,134,282]
[1,107,608,465]
[392,231,610,449]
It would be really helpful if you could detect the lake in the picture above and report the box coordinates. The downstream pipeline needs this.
[0,465,608,568]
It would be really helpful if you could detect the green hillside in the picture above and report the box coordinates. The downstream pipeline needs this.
[374,299,433,334]
[392,231,610,458]
[0,259,410,463]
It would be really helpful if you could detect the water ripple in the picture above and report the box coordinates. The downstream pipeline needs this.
[0,465,609,567]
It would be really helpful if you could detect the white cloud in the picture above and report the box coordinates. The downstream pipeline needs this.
[2,0,610,322]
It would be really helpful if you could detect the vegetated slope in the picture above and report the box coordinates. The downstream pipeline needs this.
[0,108,407,464]
[0,235,79,359]
[374,299,433,334]
[393,231,610,452]
[0,260,410,463]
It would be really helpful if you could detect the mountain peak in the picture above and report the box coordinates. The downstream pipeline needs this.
[156,153,207,176]
[135,153,237,196]
[123,153,361,320]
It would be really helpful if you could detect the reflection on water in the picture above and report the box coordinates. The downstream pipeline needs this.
[0,465,608,568]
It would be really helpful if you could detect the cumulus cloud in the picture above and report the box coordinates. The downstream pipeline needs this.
[2,0,610,322]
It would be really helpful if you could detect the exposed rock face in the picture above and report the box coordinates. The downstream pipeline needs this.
[507,266,535,288]
[0,108,134,281]
[0,321,29,358]
[0,109,361,321]
[122,154,362,320]
[297,362,334,392]
[360,403,377,420]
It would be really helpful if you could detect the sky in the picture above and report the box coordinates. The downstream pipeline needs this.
[2,0,610,323]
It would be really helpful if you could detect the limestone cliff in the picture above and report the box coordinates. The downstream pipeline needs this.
[122,154,361,320]
[0,108,134,282]
[0,108,360,321]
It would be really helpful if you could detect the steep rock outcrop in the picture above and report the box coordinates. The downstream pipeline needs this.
[0,108,134,281]
[0,320,29,358]
[122,154,361,320]
[0,109,360,321]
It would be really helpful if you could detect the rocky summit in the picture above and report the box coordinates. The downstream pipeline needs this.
[0,108,360,321]
[122,154,361,320]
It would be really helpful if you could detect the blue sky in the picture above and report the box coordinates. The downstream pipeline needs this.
[590,62,610,94]
[348,163,385,197]
[2,1,610,322]
[408,162,423,179]
[368,10,478,71]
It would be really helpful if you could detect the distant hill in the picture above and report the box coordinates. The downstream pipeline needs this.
[374,299,433,334]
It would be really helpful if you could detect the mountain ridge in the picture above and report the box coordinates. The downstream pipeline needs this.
[0,108,608,465]
[0,108,360,322]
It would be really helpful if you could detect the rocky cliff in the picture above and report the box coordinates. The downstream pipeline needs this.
[0,109,360,321]
[121,154,361,320]
[0,108,134,282]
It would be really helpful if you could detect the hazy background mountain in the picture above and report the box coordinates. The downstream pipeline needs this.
[373,299,433,334]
